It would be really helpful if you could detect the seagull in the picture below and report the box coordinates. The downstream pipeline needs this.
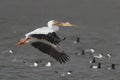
[17,20,75,64]
[93,53,104,59]
[45,61,52,67]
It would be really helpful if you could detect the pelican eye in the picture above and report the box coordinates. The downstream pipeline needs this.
[53,20,58,23]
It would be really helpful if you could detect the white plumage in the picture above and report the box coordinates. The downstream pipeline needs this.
[26,20,59,37]
[25,27,54,37]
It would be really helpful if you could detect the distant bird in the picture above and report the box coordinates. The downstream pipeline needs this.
[73,37,80,44]
[67,70,72,75]
[85,48,95,53]
[106,53,112,58]
[107,64,115,70]
[45,61,52,67]
[90,63,101,69]
[80,48,95,55]
[17,20,75,64]
[9,49,14,54]
[93,53,104,59]
[23,61,38,67]
[81,49,85,55]
[89,58,96,63]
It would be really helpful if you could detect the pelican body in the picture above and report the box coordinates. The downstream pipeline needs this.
[17,20,75,64]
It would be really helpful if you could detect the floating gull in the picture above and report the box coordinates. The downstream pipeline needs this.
[106,53,112,58]
[45,61,52,67]
[67,70,72,75]
[33,62,38,67]
[9,49,14,54]
[85,48,95,53]
[93,53,104,59]
[78,48,95,55]
[23,61,38,67]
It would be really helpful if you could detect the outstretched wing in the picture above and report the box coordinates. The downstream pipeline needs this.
[31,42,69,64]
[30,32,62,44]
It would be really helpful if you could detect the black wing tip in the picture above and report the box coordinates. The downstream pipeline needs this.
[57,54,69,64]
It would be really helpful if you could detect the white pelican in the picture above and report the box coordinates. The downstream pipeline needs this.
[17,20,75,64]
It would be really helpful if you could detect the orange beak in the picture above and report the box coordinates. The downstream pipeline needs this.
[16,38,30,46]
[54,21,76,27]
[61,22,76,27]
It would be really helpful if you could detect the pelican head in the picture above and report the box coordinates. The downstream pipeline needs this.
[47,20,76,27]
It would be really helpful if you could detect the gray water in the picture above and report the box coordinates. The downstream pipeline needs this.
[0,0,120,80]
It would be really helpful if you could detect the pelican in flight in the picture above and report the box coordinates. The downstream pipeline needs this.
[17,20,75,64]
